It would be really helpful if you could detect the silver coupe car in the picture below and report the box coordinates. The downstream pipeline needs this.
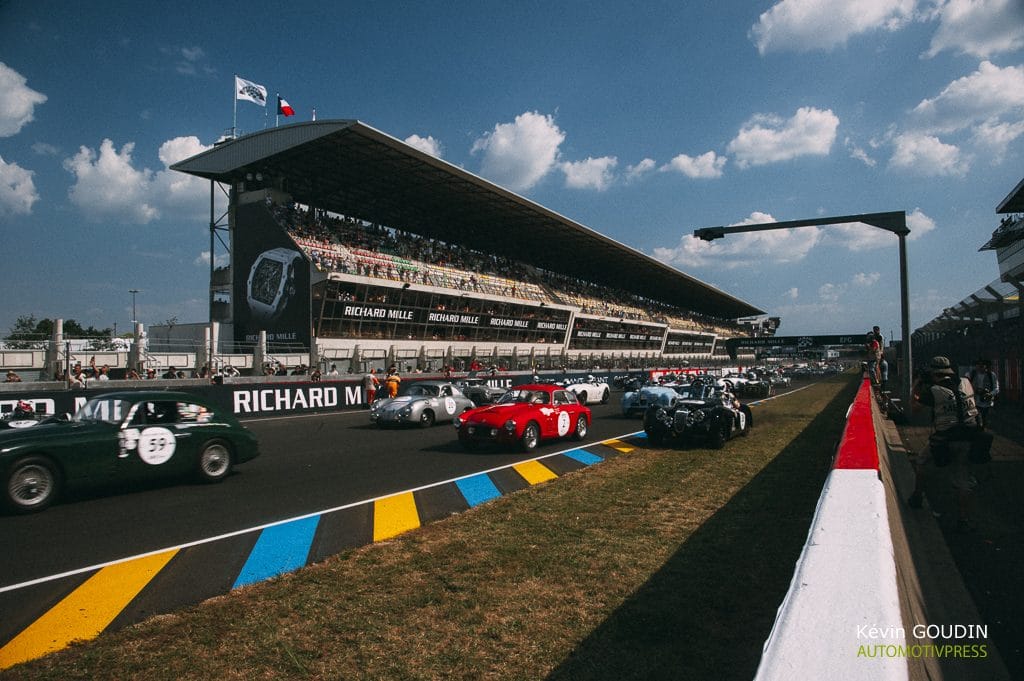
[369,381,476,428]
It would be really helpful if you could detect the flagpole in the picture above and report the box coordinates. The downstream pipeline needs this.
[232,75,238,138]
[275,93,279,128]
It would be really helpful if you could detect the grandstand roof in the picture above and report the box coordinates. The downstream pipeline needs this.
[171,120,763,319]
[997,176,1024,214]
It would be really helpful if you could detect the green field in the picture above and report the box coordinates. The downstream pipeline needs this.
[3,374,858,681]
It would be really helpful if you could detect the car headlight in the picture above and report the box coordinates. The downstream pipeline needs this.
[504,419,516,432]
[399,406,412,417]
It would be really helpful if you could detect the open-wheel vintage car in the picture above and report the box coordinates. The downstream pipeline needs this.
[370,381,476,428]
[2,391,259,514]
[642,381,752,449]
[454,383,591,451]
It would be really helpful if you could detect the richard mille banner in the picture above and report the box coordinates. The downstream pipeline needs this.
[338,304,569,332]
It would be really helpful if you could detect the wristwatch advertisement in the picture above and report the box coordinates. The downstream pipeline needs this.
[246,247,302,322]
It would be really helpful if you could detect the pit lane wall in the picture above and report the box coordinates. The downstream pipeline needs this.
[0,370,642,420]
[754,377,908,681]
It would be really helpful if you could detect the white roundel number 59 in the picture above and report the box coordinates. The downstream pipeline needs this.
[444,397,457,415]
[138,426,177,465]
[557,411,571,437]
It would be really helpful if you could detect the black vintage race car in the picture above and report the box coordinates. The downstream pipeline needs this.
[642,381,753,448]
[454,375,508,406]
[2,391,259,514]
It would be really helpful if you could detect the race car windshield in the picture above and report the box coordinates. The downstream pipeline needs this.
[75,397,134,425]
[405,384,439,397]
[497,390,548,405]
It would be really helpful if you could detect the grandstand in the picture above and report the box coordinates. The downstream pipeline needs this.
[169,120,767,372]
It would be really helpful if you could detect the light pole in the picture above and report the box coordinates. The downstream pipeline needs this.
[129,289,140,327]
[694,211,912,409]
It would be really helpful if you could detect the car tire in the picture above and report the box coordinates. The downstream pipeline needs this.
[197,440,233,483]
[600,389,609,404]
[5,455,60,513]
[709,424,728,450]
[645,429,664,447]
[521,422,540,451]
[577,391,588,405]
[419,410,435,428]
[740,406,753,436]
[571,415,588,441]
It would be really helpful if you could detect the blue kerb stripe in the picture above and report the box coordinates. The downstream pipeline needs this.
[233,515,320,588]
[633,431,648,439]
[456,474,503,507]
[564,449,603,465]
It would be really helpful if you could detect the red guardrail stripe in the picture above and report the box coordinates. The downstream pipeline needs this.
[832,378,879,470]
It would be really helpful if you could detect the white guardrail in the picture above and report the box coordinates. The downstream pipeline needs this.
[755,378,907,681]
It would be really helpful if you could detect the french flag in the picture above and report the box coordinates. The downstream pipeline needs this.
[277,96,295,117]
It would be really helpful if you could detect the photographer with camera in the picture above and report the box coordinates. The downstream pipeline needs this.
[967,358,999,430]
[908,356,990,532]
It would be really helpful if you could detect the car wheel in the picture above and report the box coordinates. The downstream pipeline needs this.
[6,455,60,513]
[645,428,664,447]
[709,424,728,450]
[197,440,233,483]
[740,406,753,436]
[521,422,540,451]
[577,391,588,405]
[571,415,588,441]
[419,410,435,428]
[600,389,609,404]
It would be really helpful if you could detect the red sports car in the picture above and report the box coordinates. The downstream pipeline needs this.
[454,384,591,451]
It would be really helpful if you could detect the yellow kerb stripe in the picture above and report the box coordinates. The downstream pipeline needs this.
[603,438,635,453]
[513,460,558,485]
[0,549,178,670]
[373,492,420,542]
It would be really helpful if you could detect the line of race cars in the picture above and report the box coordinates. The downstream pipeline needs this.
[2,370,768,514]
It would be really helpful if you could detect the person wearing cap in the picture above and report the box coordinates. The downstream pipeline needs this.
[4,370,21,383]
[908,356,983,532]
[966,358,999,430]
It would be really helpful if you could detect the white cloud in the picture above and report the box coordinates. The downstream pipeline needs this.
[404,134,443,158]
[727,107,839,168]
[625,158,656,182]
[906,207,937,240]
[560,156,617,190]
[910,61,1024,135]
[845,137,877,167]
[853,271,881,286]
[64,135,219,224]
[750,0,915,54]
[925,0,1024,58]
[195,250,229,268]
[972,119,1024,161]
[0,155,39,217]
[652,211,822,268]
[0,62,47,138]
[661,151,726,178]
[785,287,799,300]
[888,132,968,175]
[818,282,845,303]
[471,111,565,192]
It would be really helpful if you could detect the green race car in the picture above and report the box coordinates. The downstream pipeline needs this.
[2,391,260,514]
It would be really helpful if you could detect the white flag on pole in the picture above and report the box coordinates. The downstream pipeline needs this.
[235,76,267,106]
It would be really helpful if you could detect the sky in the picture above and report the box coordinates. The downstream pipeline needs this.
[2,0,1023,343]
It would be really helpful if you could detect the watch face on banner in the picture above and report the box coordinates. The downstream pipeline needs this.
[246,247,302,322]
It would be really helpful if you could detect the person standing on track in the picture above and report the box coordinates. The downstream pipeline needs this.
[363,367,379,405]
[384,369,401,398]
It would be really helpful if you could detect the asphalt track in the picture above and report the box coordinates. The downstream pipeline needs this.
[0,384,807,669]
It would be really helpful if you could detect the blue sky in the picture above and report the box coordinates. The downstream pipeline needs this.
[2,0,1023,342]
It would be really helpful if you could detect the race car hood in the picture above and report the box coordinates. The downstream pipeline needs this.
[461,403,535,425]
[0,420,108,450]
[372,395,428,413]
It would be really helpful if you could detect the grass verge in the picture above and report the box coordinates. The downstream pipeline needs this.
[3,374,858,681]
